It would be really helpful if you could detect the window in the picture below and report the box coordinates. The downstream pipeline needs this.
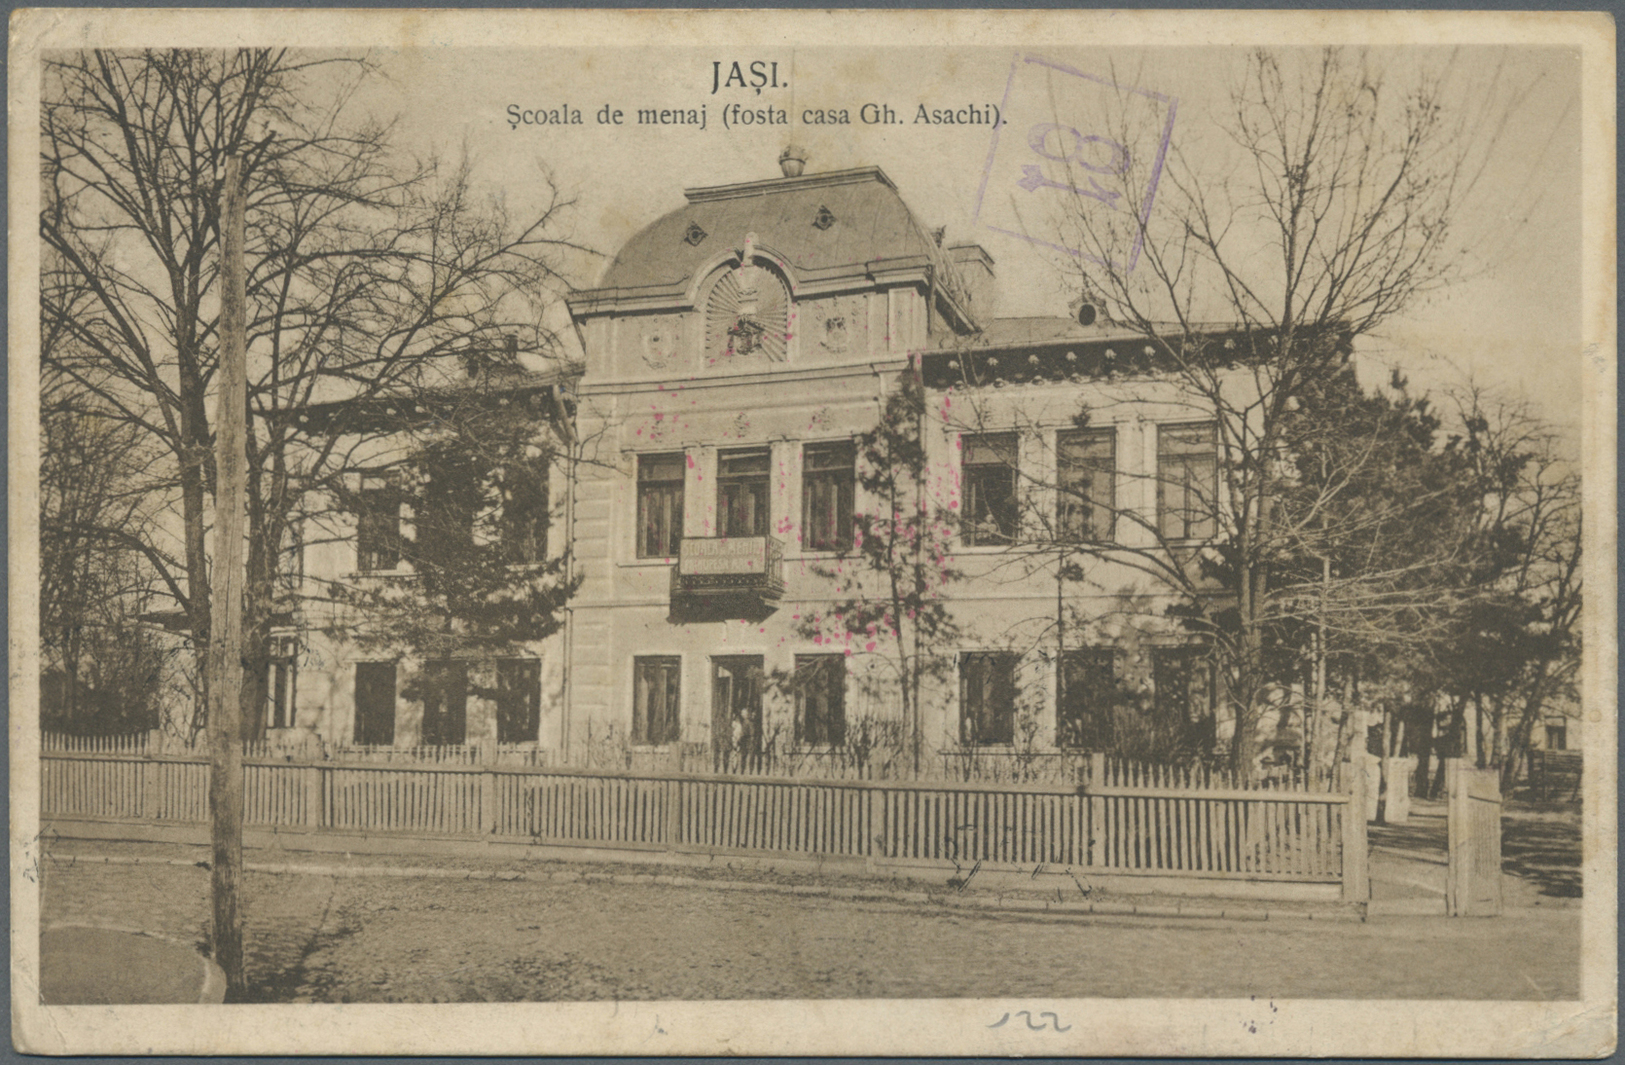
[960,652,1018,745]
[494,463,549,565]
[417,468,476,566]
[801,442,855,551]
[276,520,305,597]
[717,448,771,538]
[1152,647,1215,726]
[962,433,1018,545]
[633,656,681,745]
[1544,721,1568,751]
[1056,648,1118,749]
[1057,429,1115,542]
[793,654,846,747]
[711,655,764,756]
[637,453,685,558]
[356,474,401,571]
[496,658,542,743]
[420,660,468,746]
[266,636,299,730]
[1157,423,1217,541]
[353,661,397,745]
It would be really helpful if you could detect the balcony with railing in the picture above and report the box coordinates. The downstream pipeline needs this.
[669,535,786,621]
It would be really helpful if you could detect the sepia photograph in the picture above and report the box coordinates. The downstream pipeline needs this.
[9,8,1615,1057]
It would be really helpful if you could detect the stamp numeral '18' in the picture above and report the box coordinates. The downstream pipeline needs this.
[975,54,1178,274]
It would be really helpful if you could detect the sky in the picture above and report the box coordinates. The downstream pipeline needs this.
[351,45,1583,433]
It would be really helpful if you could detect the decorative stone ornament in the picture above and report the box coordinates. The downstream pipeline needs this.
[704,246,790,363]
[684,221,708,247]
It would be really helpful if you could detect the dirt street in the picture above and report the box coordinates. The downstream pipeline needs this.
[36,846,1579,1003]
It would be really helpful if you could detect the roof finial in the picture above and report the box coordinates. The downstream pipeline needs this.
[779,145,808,178]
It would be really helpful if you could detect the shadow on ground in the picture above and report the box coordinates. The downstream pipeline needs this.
[1500,815,1582,898]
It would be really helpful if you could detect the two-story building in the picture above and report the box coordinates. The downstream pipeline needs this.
[557,159,1237,774]
[286,157,1248,774]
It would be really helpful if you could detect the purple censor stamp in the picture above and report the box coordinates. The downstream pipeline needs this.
[974,54,1178,273]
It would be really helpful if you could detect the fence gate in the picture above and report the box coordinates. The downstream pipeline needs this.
[1445,759,1503,916]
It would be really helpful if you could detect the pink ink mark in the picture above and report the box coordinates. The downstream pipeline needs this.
[686,454,696,468]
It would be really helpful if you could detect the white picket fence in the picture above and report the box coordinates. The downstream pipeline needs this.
[39,747,1367,897]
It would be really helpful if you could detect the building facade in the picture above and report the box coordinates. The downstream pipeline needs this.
[558,162,1238,774]
[277,160,1251,773]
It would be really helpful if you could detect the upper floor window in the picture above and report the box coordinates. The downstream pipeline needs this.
[962,433,1019,546]
[416,468,476,565]
[801,441,854,551]
[717,447,771,538]
[960,651,1019,745]
[1057,428,1115,542]
[1157,423,1217,541]
[356,474,401,572]
[637,453,685,558]
[492,463,549,565]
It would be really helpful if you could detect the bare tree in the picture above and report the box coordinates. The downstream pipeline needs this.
[39,357,175,733]
[983,48,1530,774]
[795,368,964,777]
[40,48,586,737]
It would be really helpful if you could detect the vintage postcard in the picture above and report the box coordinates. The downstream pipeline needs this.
[10,7,1615,1057]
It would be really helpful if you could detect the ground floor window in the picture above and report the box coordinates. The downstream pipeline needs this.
[266,636,299,730]
[633,656,681,745]
[421,660,468,746]
[960,652,1018,745]
[496,658,542,743]
[354,661,397,745]
[792,654,846,747]
[1056,648,1119,749]
[1151,646,1215,725]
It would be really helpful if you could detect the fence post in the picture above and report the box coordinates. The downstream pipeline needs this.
[481,768,498,836]
[303,765,323,829]
[141,758,161,821]
[1445,757,1462,915]
[1341,760,1369,903]
[664,777,681,850]
[867,787,884,869]
[1087,753,1106,867]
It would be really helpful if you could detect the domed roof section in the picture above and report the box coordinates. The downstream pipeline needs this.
[597,166,948,292]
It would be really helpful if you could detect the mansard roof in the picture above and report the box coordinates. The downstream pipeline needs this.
[589,166,957,297]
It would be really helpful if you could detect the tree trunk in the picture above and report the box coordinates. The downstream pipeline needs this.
[207,154,248,997]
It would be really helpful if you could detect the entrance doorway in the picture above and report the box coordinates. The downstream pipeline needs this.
[711,656,764,768]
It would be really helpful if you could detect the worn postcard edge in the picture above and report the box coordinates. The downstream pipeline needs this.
[6,7,1616,1057]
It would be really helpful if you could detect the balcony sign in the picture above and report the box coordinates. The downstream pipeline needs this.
[680,537,768,576]
[671,536,786,620]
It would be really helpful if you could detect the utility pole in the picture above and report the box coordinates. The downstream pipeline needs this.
[207,152,248,995]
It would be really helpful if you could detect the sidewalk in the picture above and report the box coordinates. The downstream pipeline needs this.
[1365,798,1581,915]
[38,837,1364,925]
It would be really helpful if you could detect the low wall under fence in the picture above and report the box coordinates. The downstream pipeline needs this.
[38,750,1368,902]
